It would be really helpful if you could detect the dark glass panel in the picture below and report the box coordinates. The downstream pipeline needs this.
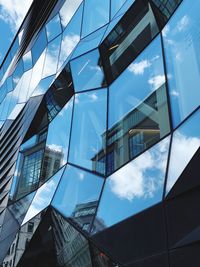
[104,35,170,174]
[51,164,104,231]
[166,109,200,195]
[81,0,110,38]
[46,14,62,42]
[93,137,170,231]
[69,89,107,175]
[163,0,200,127]
[70,49,106,92]
[31,28,47,65]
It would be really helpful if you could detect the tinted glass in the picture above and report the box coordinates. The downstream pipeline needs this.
[93,137,170,232]
[166,109,200,195]
[81,0,110,38]
[32,29,47,65]
[42,35,61,78]
[18,70,32,103]
[52,164,104,231]
[32,75,55,97]
[23,51,32,71]
[163,0,200,128]
[70,49,106,92]
[69,89,107,175]
[12,59,24,88]
[46,14,62,42]
[111,0,127,18]
[106,35,170,174]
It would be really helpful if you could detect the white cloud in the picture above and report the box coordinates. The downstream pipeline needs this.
[42,43,60,78]
[170,90,179,97]
[176,15,189,32]
[166,132,200,193]
[88,93,98,101]
[47,144,63,153]
[109,138,169,201]
[148,75,165,90]
[162,25,170,38]
[128,59,151,75]
[0,0,32,32]
[59,0,82,28]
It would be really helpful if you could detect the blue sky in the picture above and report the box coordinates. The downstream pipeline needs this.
[0,0,33,65]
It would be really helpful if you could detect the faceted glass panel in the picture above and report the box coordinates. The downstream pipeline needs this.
[12,59,24,88]
[113,0,135,18]
[93,137,170,232]
[69,89,107,175]
[22,167,64,225]
[41,98,73,182]
[42,35,61,78]
[51,165,104,231]
[107,35,170,173]
[32,75,55,97]
[82,0,110,38]
[23,51,32,71]
[58,3,83,69]
[46,14,62,42]
[166,109,200,194]
[163,0,200,128]
[7,103,25,120]
[111,0,127,18]
[70,49,106,92]
[18,70,32,103]
[32,28,47,65]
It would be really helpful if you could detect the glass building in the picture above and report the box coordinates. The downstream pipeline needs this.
[0,0,200,266]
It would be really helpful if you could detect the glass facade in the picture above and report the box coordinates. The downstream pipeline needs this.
[0,0,200,266]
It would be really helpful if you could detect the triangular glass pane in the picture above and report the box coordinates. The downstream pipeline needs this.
[22,167,65,225]
[31,75,55,97]
[166,109,200,195]
[92,136,170,233]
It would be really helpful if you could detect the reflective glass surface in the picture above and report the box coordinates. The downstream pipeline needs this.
[113,0,135,19]
[81,0,110,38]
[58,3,83,69]
[31,29,47,65]
[70,49,106,92]
[163,0,200,127]
[41,98,73,181]
[166,109,200,194]
[22,167,64,225]
[42,35,61,78]
[93,137,170,232]
[107,35,170,173]
[18,70,32,103]
[111,0,127,18]
[69,89,107,175]
[52,165,104,231]
[32,75,55,97]
[46,14,62,42]
[23,51,32,71]
[12,59,24,88]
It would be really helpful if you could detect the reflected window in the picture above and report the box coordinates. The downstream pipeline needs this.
[69,89,107,175]
[46,14,62,42]
[52,164,104,231]
[163,0,200,127]
[82,0,109,38]
[93,137,170,231]
[70,49,106,92]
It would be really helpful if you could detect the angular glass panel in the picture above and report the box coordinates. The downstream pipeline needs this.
[6,76,13,92]
[58,3,83,69]
[51,165,104,231]
[71,26,107,59]
[82,0,109,38]
[166,109,200,194]
[41,98,73,182]
[42,35,61,78]
[93,137,170,232]
[18,69,32,103]
[22,167,64,225]
[51,210,93,266]
[113,0,135,19]
[32,28,47,65]
[59,0,82,29]
[12,59,24,88]
[104,35,170,174]
[163,0,200,127]
[23,51,32,71]
[46,14,62,42]
[70,49,106,92]
[69,89,107,175]
[7,103,25,120]
[111,0,127,18]
[32,75,55,97]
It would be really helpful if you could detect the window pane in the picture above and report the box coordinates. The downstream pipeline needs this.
[163,0,200,127]
[70,49,106,92]
[166,109,200,195]
[46,14,62,42]
[69,89,107,175]
[51,165,104,231]
[106,35,170,174]
[23,51,32,71]
[32,29,47,65]
[111,0,127,18]
[92,137,170,232]
[82,0,110,38]
[32,75,55,97]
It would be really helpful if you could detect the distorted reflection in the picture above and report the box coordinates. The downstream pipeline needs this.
[42,35,61,78]
[46,14,62,42]
[23,51,32,71]
[22,167,64,225]
[70,49,106,92]
[31,28,47,65]
[32,75,55,97]
[12,59,23,88]
[93,137,170,231]
[166,109,200,194]
[69,89,107,175]
[163,0,200,127]
[51,164,104,231]
[81,0,109,38]
[111,0,128,18]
